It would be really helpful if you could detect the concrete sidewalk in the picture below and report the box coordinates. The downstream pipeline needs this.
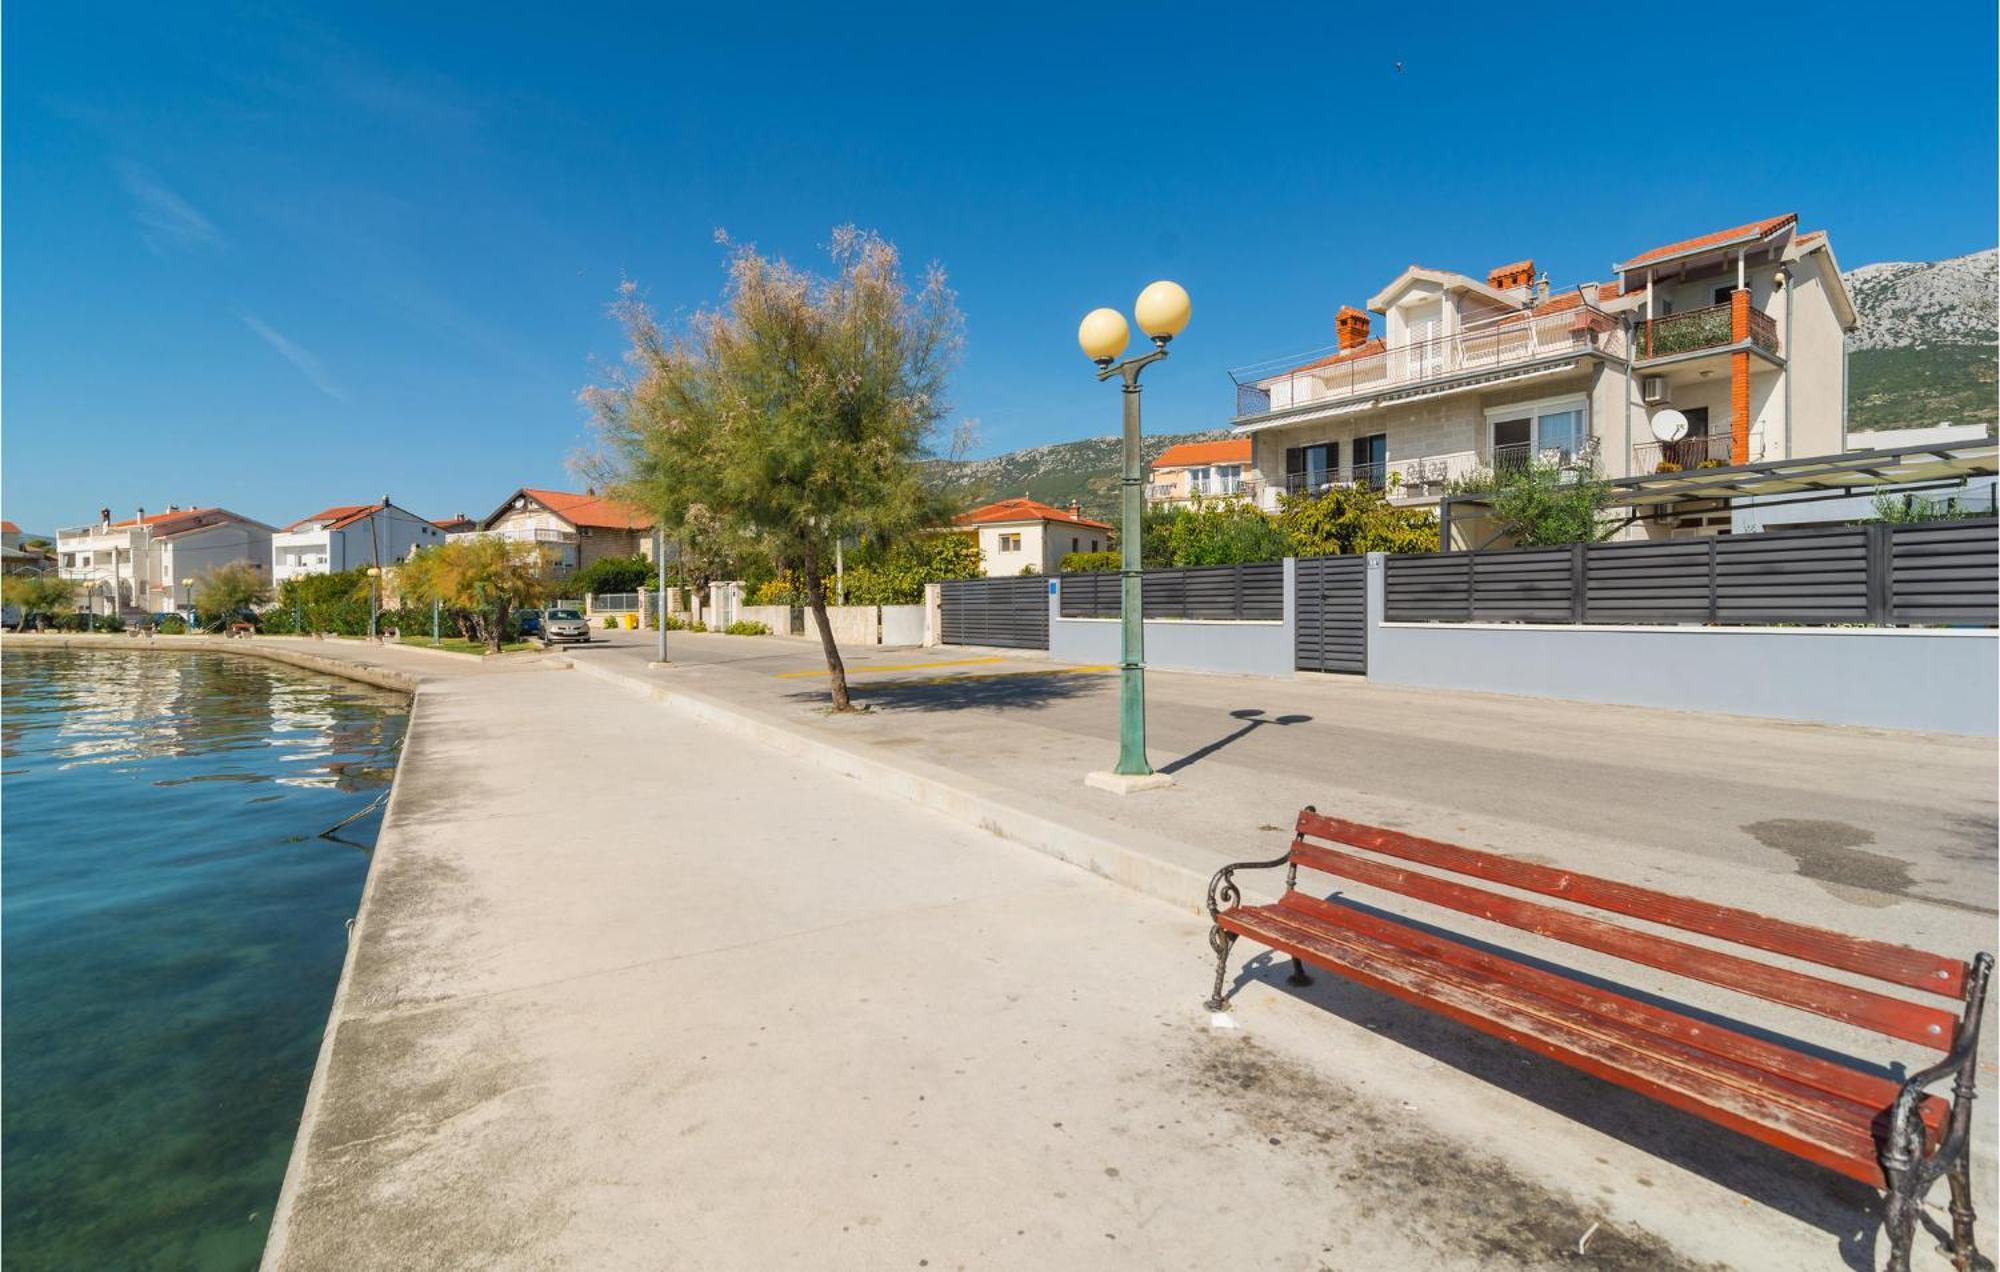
[264,662,1925,1270]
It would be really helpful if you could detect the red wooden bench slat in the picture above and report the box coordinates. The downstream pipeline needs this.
[1273,890,1950,1135]
[1296,810,1966,998]
[1221,905,1902,1186]
[1288,839,1960,1050]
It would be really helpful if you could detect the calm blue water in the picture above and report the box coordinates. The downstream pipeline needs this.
[2,648,408,1271]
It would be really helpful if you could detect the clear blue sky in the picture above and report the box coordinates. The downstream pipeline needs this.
[5,2,1994,534]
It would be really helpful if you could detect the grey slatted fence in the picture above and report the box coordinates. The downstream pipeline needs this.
[1058,562,1283,621]
[938,577,1049,649]
[1385,518,1996,628]
[1891,519,1999,625]
[1294,555,1366,673]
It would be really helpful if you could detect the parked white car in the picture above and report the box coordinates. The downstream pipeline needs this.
[541,608,591,644]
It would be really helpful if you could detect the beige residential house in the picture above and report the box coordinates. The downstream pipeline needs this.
[1227,213,1858,542]
[1147,438,1256,508]
[953,498,1112,576]
[473,488,657,575]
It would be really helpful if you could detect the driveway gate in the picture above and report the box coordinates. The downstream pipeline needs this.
[939,577,1049,649]
[1295,555,1366,674]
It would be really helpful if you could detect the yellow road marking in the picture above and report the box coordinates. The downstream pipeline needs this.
[850,664,1115,691]
[774,656,1008,679]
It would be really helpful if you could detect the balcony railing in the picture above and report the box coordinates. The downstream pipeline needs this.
[1632,433,1735,472]
[1231,303,1625,420]
[1636,302,1781,361]
[488,527,579,545]
[1150,477,1264,504]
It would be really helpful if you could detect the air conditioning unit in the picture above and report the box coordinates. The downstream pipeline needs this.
[1640,375,1669,405]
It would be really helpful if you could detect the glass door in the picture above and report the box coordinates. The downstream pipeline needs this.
[1352,434,1387,490]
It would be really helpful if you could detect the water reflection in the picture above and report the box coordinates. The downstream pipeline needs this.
[1,648,409,1271]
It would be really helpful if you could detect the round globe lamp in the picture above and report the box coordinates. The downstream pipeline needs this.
[1134,280,1191,345]
[1078,307,1130,366]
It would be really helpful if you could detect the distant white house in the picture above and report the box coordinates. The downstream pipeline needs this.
[952,498,1112,576]
[272,499,446,583]
[56,506,275,617]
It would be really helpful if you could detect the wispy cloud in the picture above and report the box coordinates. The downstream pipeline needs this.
[241,314,345,401]
[114,161,224,255]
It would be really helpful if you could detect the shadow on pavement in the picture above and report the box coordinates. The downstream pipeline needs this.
[1213,946,1891,1272]
[1160,708,1313,775]
[784,670,1110,714]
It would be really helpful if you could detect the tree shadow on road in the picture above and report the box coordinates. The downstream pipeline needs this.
[1211,945,1899,1272]
[783,670,1110,714]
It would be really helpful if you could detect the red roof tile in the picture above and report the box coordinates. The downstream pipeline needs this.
[1290,337,1386,376]
[1152,439,1252,469]
[1,521,19,534]
[1620,214,1798,271]
[953,498,1111,531]
[519,487,656,531]
[283,503,381,533]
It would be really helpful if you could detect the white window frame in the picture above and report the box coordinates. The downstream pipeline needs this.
[1484,393,1590,455]
[996,531,1022,553]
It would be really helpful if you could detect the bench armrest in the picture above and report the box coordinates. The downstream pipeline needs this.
[1206,852,1295,920]
[1886,951,1992,1178]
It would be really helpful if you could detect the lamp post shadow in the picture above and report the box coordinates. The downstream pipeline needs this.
[1157,707,1312,776]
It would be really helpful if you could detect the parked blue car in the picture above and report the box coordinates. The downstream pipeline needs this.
[515,610,542,637]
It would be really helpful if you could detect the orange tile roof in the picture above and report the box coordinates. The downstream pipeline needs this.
[954,498,1111,531]
[1620,214,1798,271]
[282,503,382,533]
[1152,439,1252,469]
[105,506,222,528]
[520,487,656,531]
[1,521,19,534]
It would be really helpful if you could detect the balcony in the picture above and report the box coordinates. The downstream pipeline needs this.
[489,526,578,545]
[1635,302,1779,362]
[1632,433,1735,473]
[1232,303,1625,420]
[1264,451,1484,509]
[1149,476,1265,507]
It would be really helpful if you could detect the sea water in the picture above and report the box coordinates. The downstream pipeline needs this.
[2,648,408,1270]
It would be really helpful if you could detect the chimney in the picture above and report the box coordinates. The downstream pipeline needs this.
[1068,499,1082,519]
[1335,305,1371,351]
[1535,273,1551,305]
[1487,259,1536,294]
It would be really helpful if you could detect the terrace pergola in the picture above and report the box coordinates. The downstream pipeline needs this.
[1438,440,2000,547]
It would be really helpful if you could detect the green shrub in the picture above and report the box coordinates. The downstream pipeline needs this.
[1059,550,1121,574]
[601,615,620,629]
[565,554,656,598]
[153,615,189,635]
[724,620,771,636]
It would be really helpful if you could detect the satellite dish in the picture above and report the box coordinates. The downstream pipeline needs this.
[1649,408,1689,444]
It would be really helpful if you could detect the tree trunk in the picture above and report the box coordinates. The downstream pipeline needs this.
[488,600,510,655]
[803,544,851,711]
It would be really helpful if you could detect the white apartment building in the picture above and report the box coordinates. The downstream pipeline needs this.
[953,498,1111,576]
[1228,213,1858,543]
[55,506,275,617]
[272,499,446,583]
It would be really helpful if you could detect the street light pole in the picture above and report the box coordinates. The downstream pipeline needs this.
[366,567,382,641]
[1077,281,1191,794]
[653,526,669,664]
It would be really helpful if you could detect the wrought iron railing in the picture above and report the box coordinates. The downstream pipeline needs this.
[1633,433,1735,472]
[1230,302,1624,420]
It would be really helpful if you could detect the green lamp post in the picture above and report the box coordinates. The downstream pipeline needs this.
[1078,280,1190,794]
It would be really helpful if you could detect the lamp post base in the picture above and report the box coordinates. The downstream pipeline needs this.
[1084,769,1175,796]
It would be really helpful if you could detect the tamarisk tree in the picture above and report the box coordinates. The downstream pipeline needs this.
[587,227,961,710]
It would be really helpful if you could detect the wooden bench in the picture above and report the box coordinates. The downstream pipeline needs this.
[1203,807,1992,1272]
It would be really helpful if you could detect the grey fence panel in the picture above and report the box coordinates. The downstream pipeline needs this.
[938,577,1048,649]
[1058,562,1283,621]
[1388,518,1997,628]
[1890,519,1999,625]
[1295,555,1366,673]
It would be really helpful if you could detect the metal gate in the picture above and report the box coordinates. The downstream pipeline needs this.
[1295,555,1366,673]
[939,577,1049,649]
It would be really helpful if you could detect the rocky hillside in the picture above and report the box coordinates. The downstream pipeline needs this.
[926,429,1229,525]
[1845,248,1995,431]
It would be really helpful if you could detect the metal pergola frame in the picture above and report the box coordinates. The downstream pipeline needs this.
[1439,440,1999,545]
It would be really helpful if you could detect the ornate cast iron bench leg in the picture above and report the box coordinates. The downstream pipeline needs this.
[1204,926,1236,1012]
[1881,951,1990,1272]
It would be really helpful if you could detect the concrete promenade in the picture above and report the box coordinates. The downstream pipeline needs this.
[42,630,1982,1267]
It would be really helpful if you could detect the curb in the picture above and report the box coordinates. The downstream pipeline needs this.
[561,655,1225,916]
